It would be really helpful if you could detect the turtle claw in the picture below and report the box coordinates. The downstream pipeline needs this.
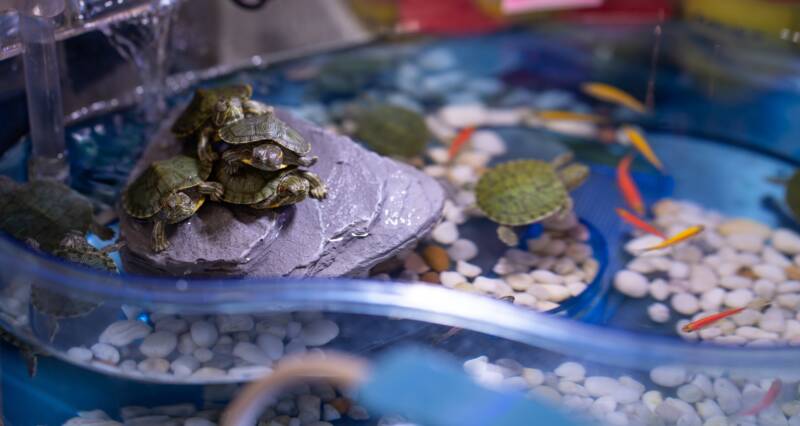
[310,186,327,200]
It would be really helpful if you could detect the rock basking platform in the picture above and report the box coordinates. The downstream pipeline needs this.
[120,109,445,277]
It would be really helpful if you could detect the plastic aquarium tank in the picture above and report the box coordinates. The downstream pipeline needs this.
[2,0,800,424]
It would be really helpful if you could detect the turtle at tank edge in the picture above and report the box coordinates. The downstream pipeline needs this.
[0,327,40,377]
[29,231,123,342]
[170,84,273,168]
[475,152,589,246]
[0,176,114,253]
[218,111,318,174]
[348,102,431,159]
[122,155,224,253]
[214,164,326,210]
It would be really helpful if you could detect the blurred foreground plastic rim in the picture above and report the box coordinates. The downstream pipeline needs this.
[3,233,800,375]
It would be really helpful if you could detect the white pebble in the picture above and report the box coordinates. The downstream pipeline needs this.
[470,130,506,156]
[689,265,718,293]
[649,279,671,301]
[753,264,786,282]
[440,271,466,288]
[139,331,177,359]
[773,229,800,254]
[137,358,170,374]
[427,147,449,164]
[642,390,663,412]
[154,317,189,334]
[676,384,704,403]
[447,239,478,261]
[669,262,690,279]
[522,368,544,387]
[724,289,754,308]
[190,321,218,348]
[256,333,284,360]
[90,343,120,365]
[456,261,482,278]
[648,303,671,323]
[216,315,254,333]
[403,252,429,274]
[170,355,199,376]
[98,320,152,347]
[300,319,339,346]
[727,234,764,252]
[567,282,587,297]
[584,376,618,397]
[531,269,562,284]
[439,103,487,128]
[700,288,726,312]
[650,366,687,387]
[432,221,459,245]
[474,276,500,293]
[233,342,272,365]
[347,405,370,421]
[672,293,700,315]
[193,348,213,363]
[67,347,93,363]
[713,378,742,414]
[614,270,649,298]
[554,362,585,382]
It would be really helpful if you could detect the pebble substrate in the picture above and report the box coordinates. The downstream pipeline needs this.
[614,199,800,346]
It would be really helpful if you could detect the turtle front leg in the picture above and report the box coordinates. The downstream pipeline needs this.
[297,155,318,168]
[221,148,250,175]
[196,128,218,165]
[243,99,273,116]
[152,219,169,253]
[197,181,224,202]
[301,171,327,200]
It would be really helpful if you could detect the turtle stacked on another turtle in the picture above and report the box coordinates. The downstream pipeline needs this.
[122,85,327,253]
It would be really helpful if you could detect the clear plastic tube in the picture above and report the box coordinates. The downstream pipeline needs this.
[19,0,69,182]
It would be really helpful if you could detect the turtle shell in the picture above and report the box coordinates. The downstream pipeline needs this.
[219,113,310,155]
[0,180,94,252]
[31,286,100,319]
[352,104,429,158]
[171,84,253,137]
[123,155,212,219]
[475,160,569,226]
[215,166,285,205]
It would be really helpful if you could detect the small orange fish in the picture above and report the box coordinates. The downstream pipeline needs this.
[741,379,782,416]
[643,225,704,251]
[622,126,663,171]
[682,299,771,333]
[535,110,605,123]
[616,155,645,216]
[616,208,666,238]
[581,82,647,113]
[448,126,476,160]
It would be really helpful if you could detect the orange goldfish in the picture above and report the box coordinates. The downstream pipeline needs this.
[616,155,645,216]
[622,126,663,171]
[643,225,705,251]
[535,110,605,123]
[741,379,782,416]
[581,82,647,113]
[616,208,665,238]
[682,299,771,333]
[448,126,476,160]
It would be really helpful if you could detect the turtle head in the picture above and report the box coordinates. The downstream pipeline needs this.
[213,97,244,128]
[58,231,90,252]
[163,192,197,222]
[558,163,590,191]
[252,144,284,171]
[274,174,310,207]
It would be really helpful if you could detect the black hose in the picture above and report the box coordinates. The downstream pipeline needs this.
[230,0,270,10]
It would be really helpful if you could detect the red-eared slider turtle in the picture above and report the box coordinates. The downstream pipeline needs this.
[218,112,317,174]
[350,103,430,158]
[476,153,589,227]
[29,232,122,341]
[0,177,113,252]
[122,155,224,252]
[215,166,326,209]
[0,327,39,376]
[170,84,272,167]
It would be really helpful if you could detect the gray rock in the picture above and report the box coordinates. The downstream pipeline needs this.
[120,108,444,277]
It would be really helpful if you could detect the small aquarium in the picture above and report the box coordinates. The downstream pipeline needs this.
[1,0,800,424]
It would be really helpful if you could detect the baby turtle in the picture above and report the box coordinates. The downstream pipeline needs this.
[351,103,430,158]
[171,84,272,167]
[122,155,224,252]
[476,153,589,227]
[30,232,122,341]
[0,177,113,252]
[218,112,317,173]
[0,326,40,377]
[215,166,326,209]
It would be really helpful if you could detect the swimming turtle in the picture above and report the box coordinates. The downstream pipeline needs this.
[215,166,326,209]
[0,177,113,252]
[122,155,224,252]
[29,232,122,341]
[475,153,589,227]
[171,84,272,167]
[350,103,430,158]
[218,112,317,174]
[0,326,40,377]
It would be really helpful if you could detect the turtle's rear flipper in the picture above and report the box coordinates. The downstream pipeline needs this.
[90,222,115,241]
